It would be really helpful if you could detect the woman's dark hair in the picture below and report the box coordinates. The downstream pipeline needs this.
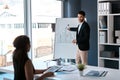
[78,11,85,16]
[13,35,30,61]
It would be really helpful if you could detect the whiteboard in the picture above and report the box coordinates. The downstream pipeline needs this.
[54,18,79,59]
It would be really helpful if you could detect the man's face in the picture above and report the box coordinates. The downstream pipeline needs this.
[78,14,85,23]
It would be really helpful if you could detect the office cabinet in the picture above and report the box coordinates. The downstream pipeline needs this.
[98,0,120,69]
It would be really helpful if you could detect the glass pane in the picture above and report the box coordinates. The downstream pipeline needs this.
[0,0,24,67]
[32,0,61,61]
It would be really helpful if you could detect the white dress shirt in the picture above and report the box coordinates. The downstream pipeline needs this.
[78,22,83,34]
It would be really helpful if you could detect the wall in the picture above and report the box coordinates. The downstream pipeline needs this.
[81,0,98,66]
[63,0,81,17]
[63,0,98,66]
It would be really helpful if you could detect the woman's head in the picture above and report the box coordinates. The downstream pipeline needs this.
[13,35,30,52]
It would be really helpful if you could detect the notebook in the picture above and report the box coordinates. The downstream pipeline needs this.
[85,70,108,77]
[58,65,77,72]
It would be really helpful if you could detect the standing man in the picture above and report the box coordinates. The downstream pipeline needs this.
[67,11,90,65]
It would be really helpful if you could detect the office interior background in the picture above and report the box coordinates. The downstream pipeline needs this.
[1,0,120,79]
[0,0,99,78]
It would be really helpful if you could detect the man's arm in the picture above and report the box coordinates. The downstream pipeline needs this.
[67,27,78,31]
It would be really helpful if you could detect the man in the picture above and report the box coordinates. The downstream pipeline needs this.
[67,11,90,65]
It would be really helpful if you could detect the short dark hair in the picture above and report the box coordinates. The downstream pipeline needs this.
[78,11,85,16]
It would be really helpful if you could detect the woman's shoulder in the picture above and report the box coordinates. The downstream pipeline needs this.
[25,59,32,65]
[24,59,33,70]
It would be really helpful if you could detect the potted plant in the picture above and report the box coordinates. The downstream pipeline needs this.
[77,64,85,76]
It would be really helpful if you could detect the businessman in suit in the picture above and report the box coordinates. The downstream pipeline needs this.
[67,11,90,65]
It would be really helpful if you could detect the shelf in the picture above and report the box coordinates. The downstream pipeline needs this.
[99,13,120,16]
[99,43,120,46]
[98,14,108,16]
[109,13,120,16]
[99,29,108,31]
[98,0,120,2]
[99,57,119,61]
[98,0,120,69]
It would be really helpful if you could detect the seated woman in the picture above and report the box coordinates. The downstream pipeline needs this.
[13,35,54,80]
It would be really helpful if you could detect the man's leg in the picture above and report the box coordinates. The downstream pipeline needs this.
[76,49,81,64]
[79,50,88,65]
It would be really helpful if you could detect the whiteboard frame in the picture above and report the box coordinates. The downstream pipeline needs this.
[54,18,79,59]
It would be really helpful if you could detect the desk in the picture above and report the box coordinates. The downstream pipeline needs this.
[0,61,120,80]
[45,66,120,80]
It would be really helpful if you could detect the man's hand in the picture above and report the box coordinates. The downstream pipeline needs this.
[67,27,70,31]
[72,39,77,44]
[66,24,70,31]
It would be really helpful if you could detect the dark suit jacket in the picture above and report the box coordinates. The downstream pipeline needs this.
[70,21,90,51]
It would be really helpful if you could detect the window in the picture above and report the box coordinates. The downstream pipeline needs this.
[0,0,62,66]
[31,0,62,61]
[0,0,24,67]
